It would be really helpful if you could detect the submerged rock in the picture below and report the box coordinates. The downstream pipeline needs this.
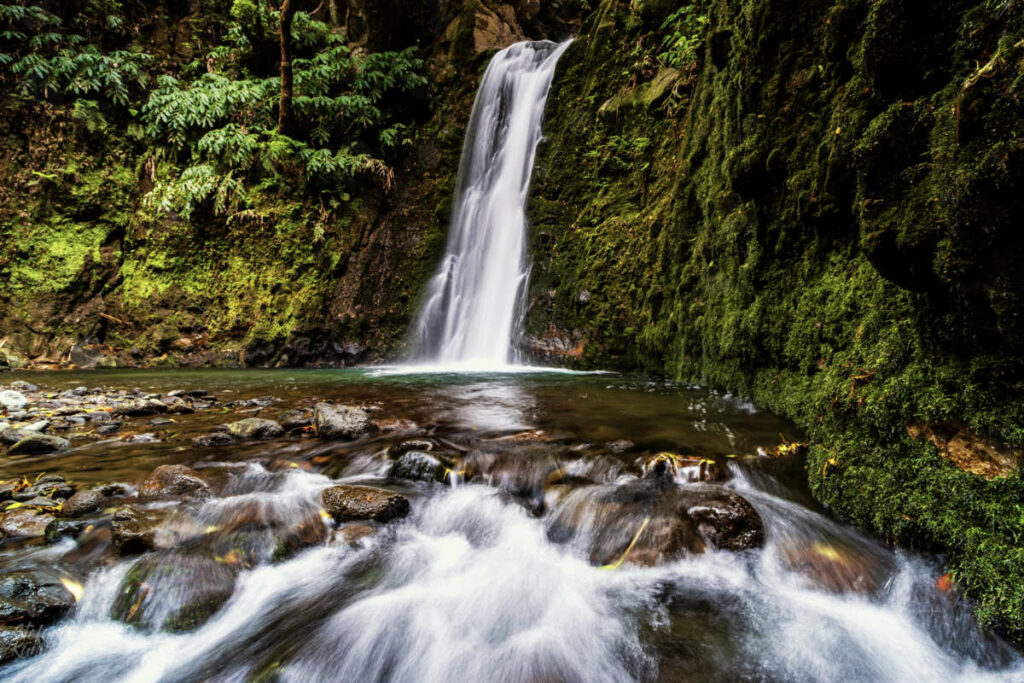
[139,464,210,500]
[13,477,74,502]
[389,450,457,484]
[203,501,329,565]
[314,403,377,441]
[320,485,410,523]
[0,626,43,664]
[332,523,377,547]
[193,432,236,448]
[0,569,76,626]
[225,417,284,440]
[115,398,167,417]
[110,506,157,555]
[389,439,436,456]
[546,477,764,566]
[110,551,237,633]
[785,542,887,594]
[7,433,70,454]
[44,519,90,544]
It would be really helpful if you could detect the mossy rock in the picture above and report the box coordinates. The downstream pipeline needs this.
[111,550,237,633]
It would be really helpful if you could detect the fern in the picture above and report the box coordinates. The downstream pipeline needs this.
[140,9,425,220]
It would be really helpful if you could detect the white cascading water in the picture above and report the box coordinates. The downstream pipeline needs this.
[412,40,571,369]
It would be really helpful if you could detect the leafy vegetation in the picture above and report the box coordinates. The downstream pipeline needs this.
[141,2,425,221]
[0,2,151,106]
[657,3,708,69]
[0,0,436,357]
[1,0,425,223]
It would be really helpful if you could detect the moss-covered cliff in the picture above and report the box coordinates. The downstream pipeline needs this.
[527,0,1024,639]
[0,0,581,369]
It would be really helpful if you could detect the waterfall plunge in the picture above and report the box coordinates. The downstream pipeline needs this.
[412,40,571,370]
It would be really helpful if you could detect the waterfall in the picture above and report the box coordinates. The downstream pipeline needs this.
[412,40,571,369]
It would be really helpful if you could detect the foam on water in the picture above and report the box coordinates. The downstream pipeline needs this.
[8,473,1024,682]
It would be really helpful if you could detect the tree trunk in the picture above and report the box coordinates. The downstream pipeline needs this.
[328,0,341,27]
[277,0,296,135]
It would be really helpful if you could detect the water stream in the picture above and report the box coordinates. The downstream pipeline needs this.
[1,369,1022,681]
[412,41,571,368]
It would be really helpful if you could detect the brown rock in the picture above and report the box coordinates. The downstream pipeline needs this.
[110,506,156,555]
[786,542,885,593]
[0,508,55,538]
[139,464,210,500]
[907,421,1019,479]
[320,485,410,523]
[60,489,106,518]
[685,491,764,551]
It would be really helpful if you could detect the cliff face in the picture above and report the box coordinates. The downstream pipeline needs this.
[0,0,578,369]
[527,0,1024,638]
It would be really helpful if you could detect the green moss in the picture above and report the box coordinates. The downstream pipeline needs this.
[529,0,1024,639]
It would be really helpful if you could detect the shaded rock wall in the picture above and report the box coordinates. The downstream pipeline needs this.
[526,0,1024,638]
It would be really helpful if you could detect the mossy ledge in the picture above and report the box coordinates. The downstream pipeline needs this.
[527,0,1024,639]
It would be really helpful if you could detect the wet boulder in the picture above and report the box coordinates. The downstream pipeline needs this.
[193,432,236,448]
[0,508,56,538]
[110,551,237,633]
[279,409,313,430]
[44,519,90,544]
[225,418,284,440]
[110,506,157,554]
[320,485,410,523]
[785,542,887,593]
[683,491,764,551]
[0,390,28,412]
[547,478,765,566]
[139,464,210,501]
[389,450,458,484]
[8,433,70,455]
[0,428,39,446]
[60,489,106,518]
[115,398,167,417]
[314,403,378,441]
[0,569,76,626]
[164,397,194,415]
[0,626,43,664]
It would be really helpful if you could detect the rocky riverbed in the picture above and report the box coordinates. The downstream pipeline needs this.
[0,369,1019,680]
[0,377,781,664]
